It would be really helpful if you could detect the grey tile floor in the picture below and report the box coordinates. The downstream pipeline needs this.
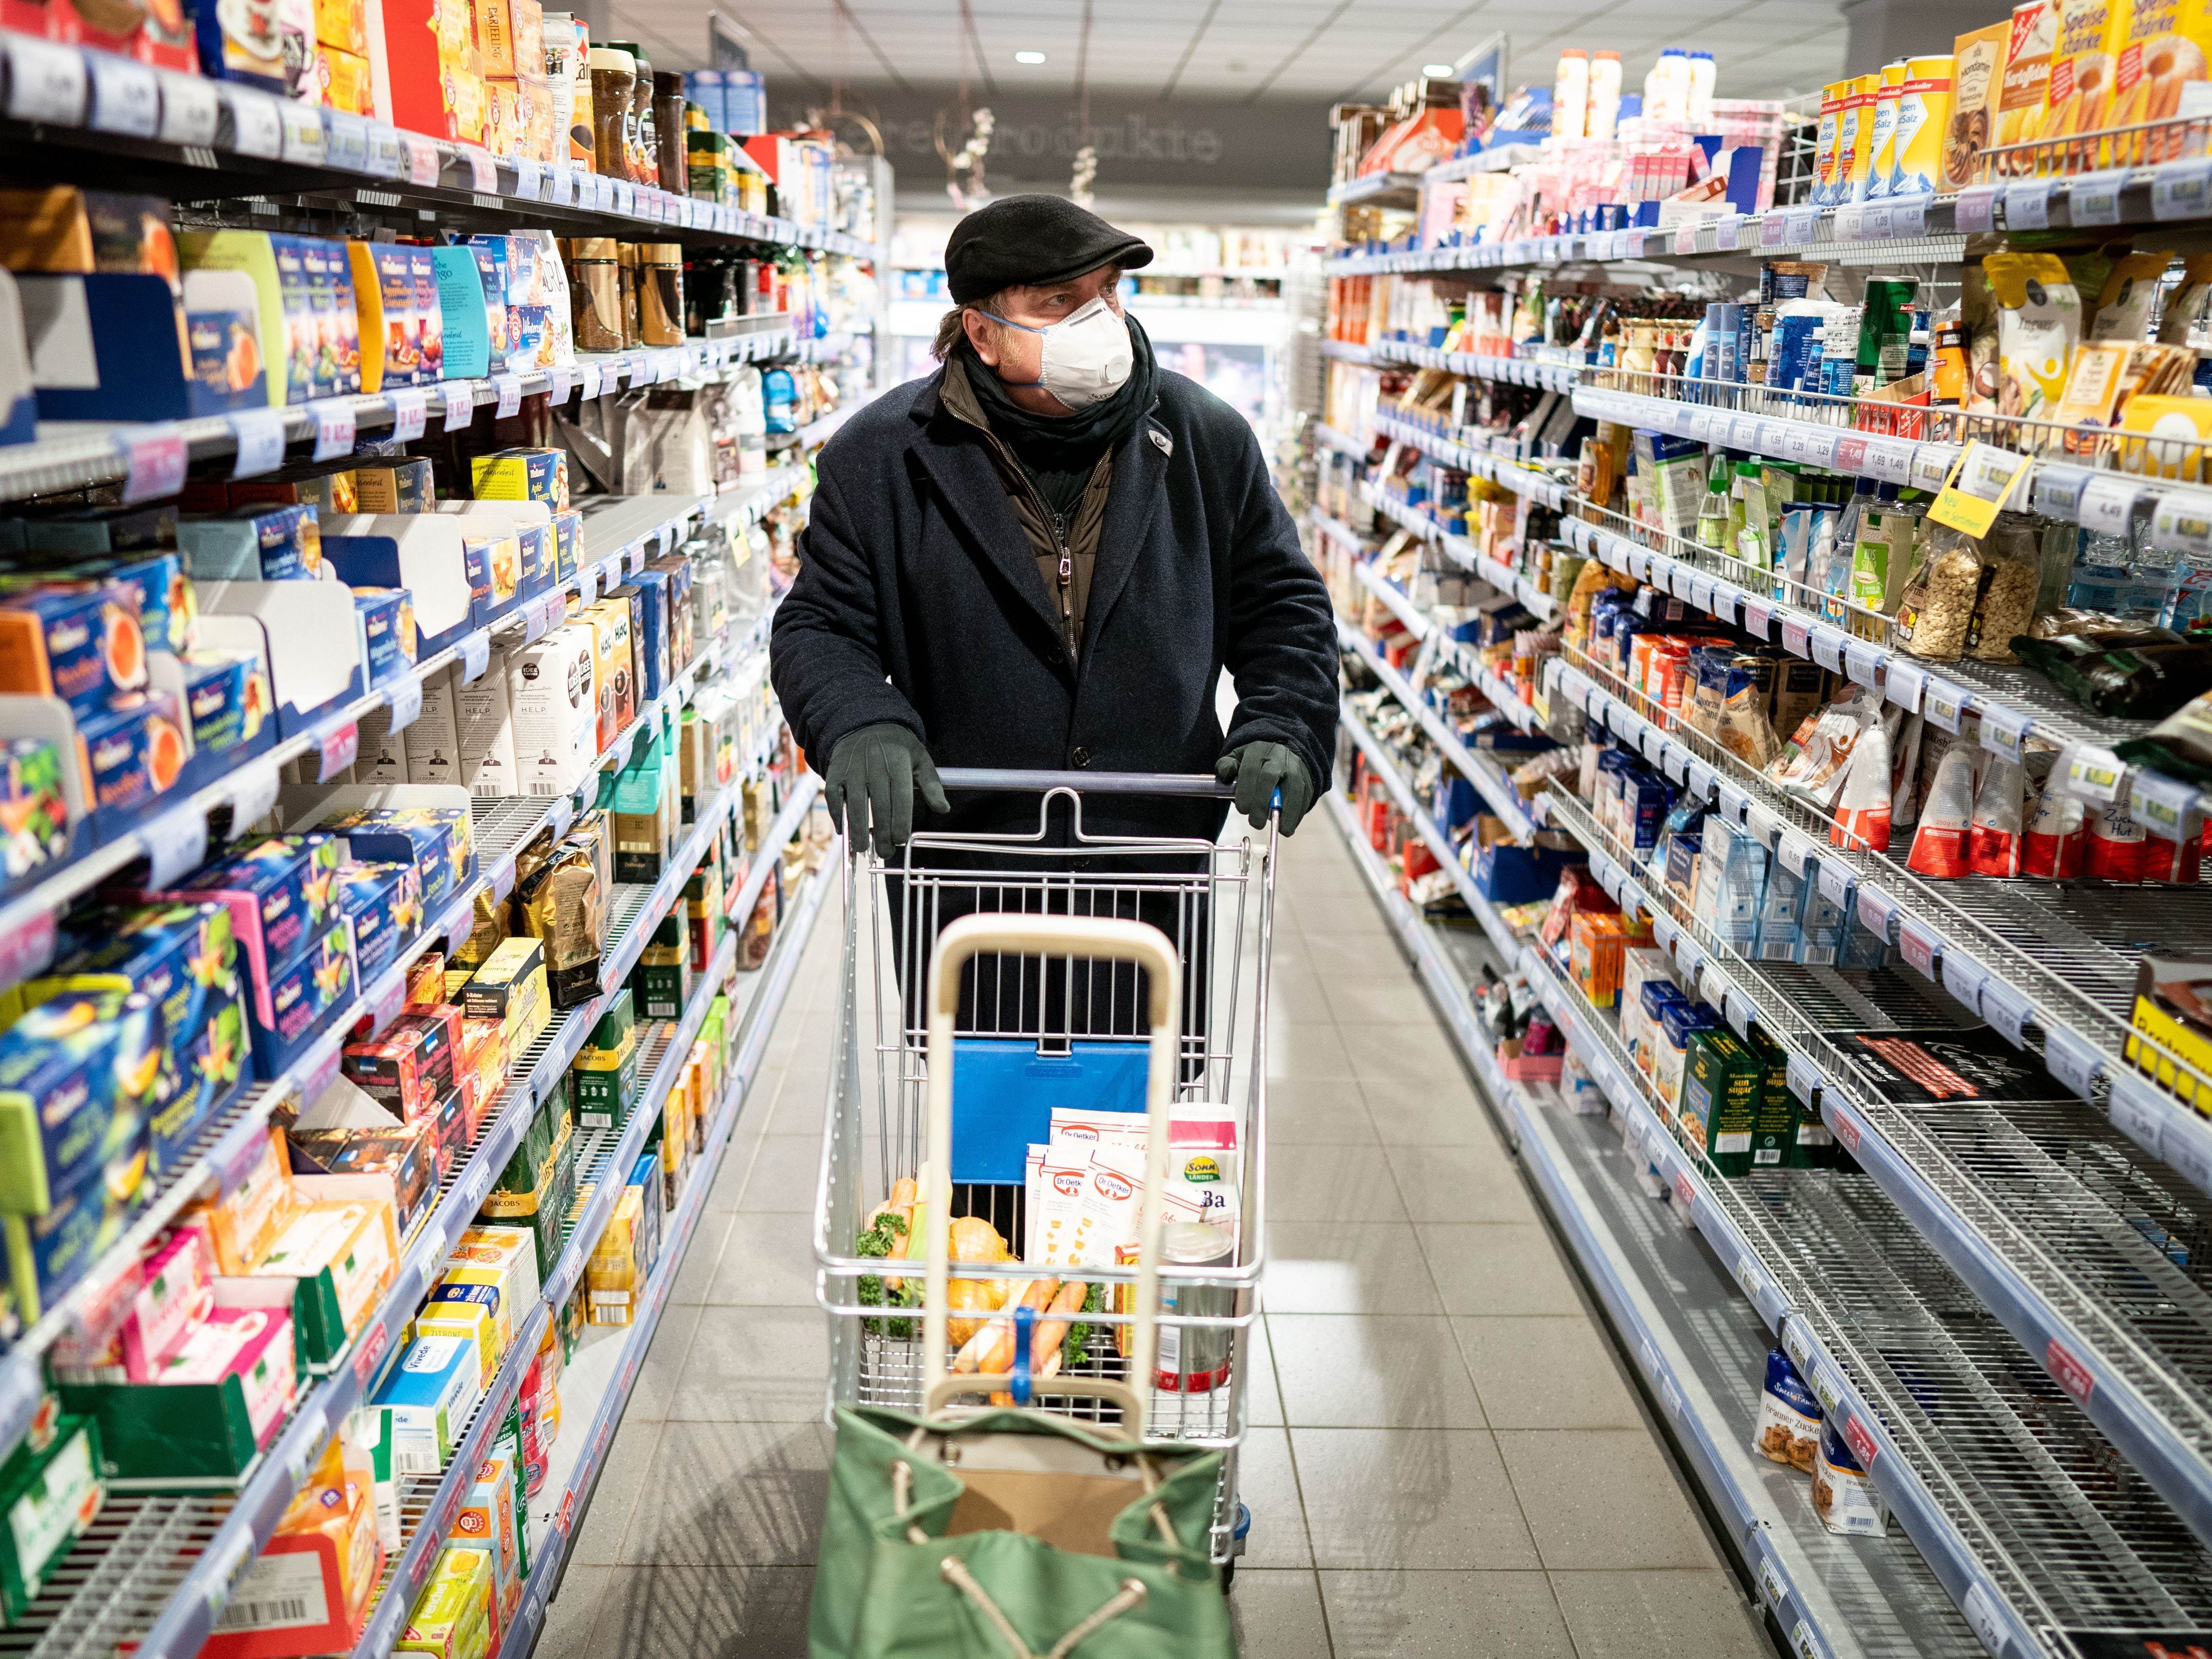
[535,809,1775,1657]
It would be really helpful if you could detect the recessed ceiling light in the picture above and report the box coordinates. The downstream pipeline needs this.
[1014,49,1046,63]
[1423,62,1456,76]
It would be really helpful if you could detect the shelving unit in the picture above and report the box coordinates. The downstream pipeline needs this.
[0,53,877,1652]
[1303,118,2212,1650]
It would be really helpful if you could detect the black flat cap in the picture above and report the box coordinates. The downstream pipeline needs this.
[944,194,1153,304]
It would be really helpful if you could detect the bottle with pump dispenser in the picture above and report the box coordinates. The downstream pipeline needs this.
[1587,50,1623,139]
[1554,49,1590,141]
[1687,49,1717,127]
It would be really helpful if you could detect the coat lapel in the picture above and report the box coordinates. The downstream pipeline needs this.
[904,382,1067,652]
[1079,411,1172,660]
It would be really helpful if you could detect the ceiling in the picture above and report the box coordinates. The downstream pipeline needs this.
[610,0,1852,107]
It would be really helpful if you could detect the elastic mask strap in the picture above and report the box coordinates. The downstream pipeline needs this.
[976,309,1045,388]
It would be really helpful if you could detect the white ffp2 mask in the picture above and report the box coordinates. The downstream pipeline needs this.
[981,297,1134,410]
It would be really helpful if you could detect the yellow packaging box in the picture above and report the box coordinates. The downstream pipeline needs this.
[1889,53,1956,194]
[319,48,375,116]
[1946,24,2011,186]
[1836,73,1883,198]
[583,599,635,752]
[1861,60,1910,197]
[313,0,364,52]
[399,1546,492,1659]
[1999,0,2059,158]
[2117,392,2212,478]
[2047,0,2120,137]
[411,1297,497,1387]
[2112,0,2212,126]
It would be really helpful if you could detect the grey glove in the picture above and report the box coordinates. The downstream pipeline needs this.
[824,723,949,857]
[1216,741,1315,835]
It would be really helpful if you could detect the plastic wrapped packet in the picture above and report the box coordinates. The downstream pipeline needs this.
[1715,658,1782,768]
[1895,525,1986,661]
[1813,1420,1889,1537]
[2086,797,2149,880]
[1831,711,1893,853]
[1908,735,1981,877]
[1963,517,2041,662]
[2022,769,2087,877]
[1967,754,2026,877]
[1752,1348,1822,1473]
[1889,713,1926,834]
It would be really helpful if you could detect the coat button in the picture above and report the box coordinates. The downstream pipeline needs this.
[1071,747,1092,768]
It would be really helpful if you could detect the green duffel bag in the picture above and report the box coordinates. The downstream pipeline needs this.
[808,1403,1238,1659]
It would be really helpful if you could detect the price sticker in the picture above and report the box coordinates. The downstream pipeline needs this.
[1981,977,2033,1048]
[577,562,599,604]
[2044,1024,2105,1101]
[1788,205,1821,244]
[1890,193,1928,237]
[1677,937,1706,980]
[1714,213,1742,250]
[512,156,542,199]
[2063,744,2127,802]
[460,144,495,191]
[120,429,186,503]
[0,910,56,988]
[1729,414,1761,451]
[1716,781,1753,825]
[1685,760,1717,805]
[5,35,88,124]
[1862,437,1914,486]
[1882,656,1925,713]
[2155,155,2212,220]
[1784,1051,1824,1110]
[1898,916,1941,980]
[2166,1108,2212,1194]
[278,97,324,163]
[1818,859,1854,911]
[1861,202,1892,240]
[1808,625,1846,673]
[1673,222,1700,256]
[387,387,427,444]
[459,630,492,683]
[1688,573,1715,614]
[140,803,208,888]
[547,164,576,205]
[1742,597,1773,640]
[626,351,650,385]
[228,759,280,837]
[156,71,219,144]
[1651,912,1680,957]
[579,361,604,399]
[1942,949,1988,1011]
[441,382,474,430]
[1843,638,1887,688]
[2064,167,2126,227]
[1760,213,1788,249]
[1922,678,1966,733]
[223,84,279,155]
[1834,203,1866,241]
[403,133,439,184]
[86,52,159,137]
[1776,831,1815,878]
[311,399,355,461]
[1746,804,1784,850]
[2131,767,2198,836]
[317,719,359,781]
[363,119,402,176]
[1780,615,1813,659]
[2078,474,2140,535]
[1981,703,2031,758]
[2151,490,2212,555]
[385,674,423,733]
[1725,986,1756,1039]
[2005,176,2056,228]
[493,373,524,418]
[1856,881,1897,942]
[1954,183,1999,233]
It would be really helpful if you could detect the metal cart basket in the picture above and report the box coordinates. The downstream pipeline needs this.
[812,770,1274,1570]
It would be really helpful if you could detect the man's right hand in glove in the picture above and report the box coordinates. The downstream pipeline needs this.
[823,724,950,857]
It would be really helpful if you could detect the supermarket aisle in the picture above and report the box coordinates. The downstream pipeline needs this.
[531,811,1775,1658]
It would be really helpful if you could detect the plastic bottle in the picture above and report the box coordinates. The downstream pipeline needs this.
[1654,48,1690,121]
[763,366,796,433]
[1687,49,1717,127]
[1588,50,1623,139]
[1554,49,1590,141]
[1698,463,1733,550]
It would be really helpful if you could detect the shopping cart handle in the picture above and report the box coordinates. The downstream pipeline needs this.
[935,768,1233,798]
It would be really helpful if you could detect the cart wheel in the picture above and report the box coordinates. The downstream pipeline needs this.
[1222,1560,1236,1591]
[1222,1501,1252,1591]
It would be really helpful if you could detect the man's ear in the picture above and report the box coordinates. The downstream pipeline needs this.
[961,308,1002,367]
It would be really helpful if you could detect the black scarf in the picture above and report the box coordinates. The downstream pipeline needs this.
[958,311,1157,516]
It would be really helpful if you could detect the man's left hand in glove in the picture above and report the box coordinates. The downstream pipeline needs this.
[1215,742,1316,834]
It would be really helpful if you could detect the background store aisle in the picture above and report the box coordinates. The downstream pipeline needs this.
[527,814,1772,1659]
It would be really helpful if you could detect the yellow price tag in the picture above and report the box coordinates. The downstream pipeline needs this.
[1927,441,2032,538]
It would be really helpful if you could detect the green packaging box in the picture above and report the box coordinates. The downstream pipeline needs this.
[1681,1028,1762,1178]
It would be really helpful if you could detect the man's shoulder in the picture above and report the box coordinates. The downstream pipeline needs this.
[1150,368,1256,447]
[819,371,940,467]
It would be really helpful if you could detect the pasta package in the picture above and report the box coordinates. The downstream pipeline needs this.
[1984,252,2081,421]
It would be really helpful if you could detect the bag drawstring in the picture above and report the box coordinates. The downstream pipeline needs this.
[891,1460,928,1545]
[938,1557,1148,1659]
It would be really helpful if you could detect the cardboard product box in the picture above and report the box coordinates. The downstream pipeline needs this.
[179,649,270,759]
[0,989,159,1215]
[469,448,567,510]
[451,1451,523,1625]
[352,588,417,689]
[324,807,474,911]
[613,573,672,704]
[406,665,464,788]
[257,1197,398,1368]
[412,1295,497,1387]
[505,624,595,798]
[337,860,422,985]
[323,514,476,656]
[201,1435,381,1659]
[630,911,688,1021]
[0,584,146,718]
[178,505,324,583]
[2127,953,2212,1110]
[463,936,545,1024]
[352,701,406,786]
[1681,1028,1764,1177]
[584,1186,641,1326]
[171,832,342,973]
[343,1008,460,1122]
[455,652,519,798]
[186,1127,296,1274]
[372,1331,484,1474]
[59,1289,297,1484]
[3,1162,146,1321]
[36,900,238,1076]
[609,736,674,885]
[352,458,433,514]
[289,1121,436,1241]
[242,921,355,1082]
[440,1224,540,1350]
[0,1416,101,1623]
[569,1022,638,1131]
[398,1545,492,1659]
[582,600,634,753]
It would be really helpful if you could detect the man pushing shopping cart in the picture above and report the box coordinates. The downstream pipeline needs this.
[770,195,1334,1656]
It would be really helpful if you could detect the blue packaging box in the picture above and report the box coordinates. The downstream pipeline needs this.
[339,861,423,985]
[1472,842,1581,905]
[171,833,341,975]
[147,993,247,1174]
[0,989,161,1214]
[515,524,555,602]
[550,510,581,584]
[37,901,238,1057]
[326,808,473,913]
[4,1155,149,1320]
[623,570,672,703]
[182,651,271,756]
[352,588,418,688]
[178,506,323,581]
[247,921,354,1081]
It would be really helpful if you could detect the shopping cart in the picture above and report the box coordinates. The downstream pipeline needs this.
[812,771,1274,1575]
